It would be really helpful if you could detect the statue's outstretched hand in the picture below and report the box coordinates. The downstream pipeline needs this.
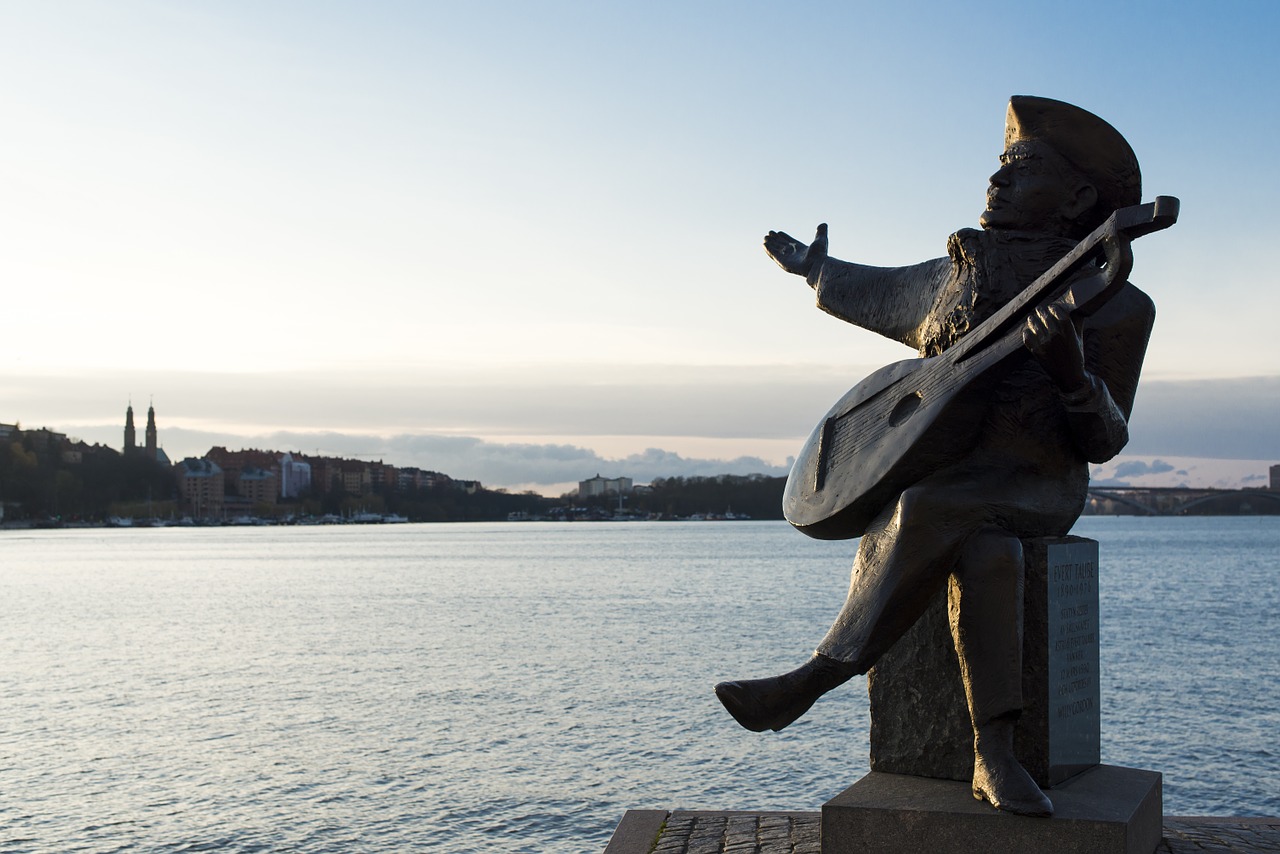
[764,223,828,278]
[1023,302,1089,393]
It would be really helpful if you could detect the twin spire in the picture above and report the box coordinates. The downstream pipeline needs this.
[123,399,159,460]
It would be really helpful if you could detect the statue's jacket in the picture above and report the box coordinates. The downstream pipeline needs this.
[805,228,1155,536]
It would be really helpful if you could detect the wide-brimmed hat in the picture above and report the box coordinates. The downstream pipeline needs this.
[1005,95,1141,216]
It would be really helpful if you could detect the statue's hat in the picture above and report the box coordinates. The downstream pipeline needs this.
[1005,95,1141,216]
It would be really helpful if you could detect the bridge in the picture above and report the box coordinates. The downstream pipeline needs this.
[1084,487,1280,516]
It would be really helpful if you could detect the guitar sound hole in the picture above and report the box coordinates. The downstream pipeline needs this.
[889,392,922,427]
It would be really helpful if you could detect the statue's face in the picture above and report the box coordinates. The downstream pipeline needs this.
[979,140,1079,235]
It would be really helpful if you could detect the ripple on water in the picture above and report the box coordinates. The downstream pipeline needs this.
[1,518,1277,852]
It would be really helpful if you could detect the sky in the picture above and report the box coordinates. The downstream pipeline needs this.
[2,1,1278,494]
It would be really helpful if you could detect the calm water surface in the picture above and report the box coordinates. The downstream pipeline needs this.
[1,518,1277,852]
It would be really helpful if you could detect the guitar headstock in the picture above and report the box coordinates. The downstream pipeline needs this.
[1113,196,1180,240]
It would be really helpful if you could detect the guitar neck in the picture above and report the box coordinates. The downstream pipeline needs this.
[946,197,1178,368]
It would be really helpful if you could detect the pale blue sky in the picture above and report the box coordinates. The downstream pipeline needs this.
[2,1,1277,490]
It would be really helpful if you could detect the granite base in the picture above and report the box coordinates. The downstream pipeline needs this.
[868,536,1101,787]
[821,764,1162,854]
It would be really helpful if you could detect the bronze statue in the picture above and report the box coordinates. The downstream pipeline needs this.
[716,97,1175,817]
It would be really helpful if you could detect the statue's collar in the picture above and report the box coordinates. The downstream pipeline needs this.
[948,227,1077,268]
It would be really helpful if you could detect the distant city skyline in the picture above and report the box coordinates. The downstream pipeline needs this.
[13,381,1277,497]
[2,3,1277,494]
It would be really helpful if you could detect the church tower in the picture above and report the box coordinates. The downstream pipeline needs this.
[124,403,136,454]
[145,402,157,460]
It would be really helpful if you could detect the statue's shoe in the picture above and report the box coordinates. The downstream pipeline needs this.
[714,676,817,732]
[714,655,857,732]
[971,752,1054,817]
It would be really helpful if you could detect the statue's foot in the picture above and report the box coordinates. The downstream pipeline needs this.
[714,676,817,732]
[714,654,855,732]
[971,720,1054,817]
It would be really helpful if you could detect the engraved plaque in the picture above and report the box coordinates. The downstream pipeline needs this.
[1044,539,1101,779]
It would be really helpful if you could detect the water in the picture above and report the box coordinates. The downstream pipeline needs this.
[1,518,1276,852]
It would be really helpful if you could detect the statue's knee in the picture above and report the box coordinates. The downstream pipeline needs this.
[959,528,1023,580]
[895,485,939,523]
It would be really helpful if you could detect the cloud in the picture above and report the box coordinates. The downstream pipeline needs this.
[1111,459,1175,479]
[1126,377,1280,460]
[149,427,790,490]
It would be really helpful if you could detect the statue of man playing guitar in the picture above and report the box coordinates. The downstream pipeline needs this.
[715,96,1165,817]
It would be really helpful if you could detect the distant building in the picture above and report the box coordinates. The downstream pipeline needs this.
[61,440,90,465]
[145,404,157,460]
[124,404,136,452]
[372,463,395,492]
[396,467,454,491]
[279,453,312,498]
[123,402,170,465]
[22,428,67,451]
[206,447,282,497]
[340,459,372,495]
[238,467,278,507]
[303,455,345,494]
[1271,464,1280,491]
[578,474,633,499]
[174,457,225,518]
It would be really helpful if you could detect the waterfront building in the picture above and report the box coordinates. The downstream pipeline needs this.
[1272,464,1280,491]
[279,453,312,498]
[372,463,395,492]
[238,467,278,507]
[578,474,633,499]
[397,467,424,491]
[205,447,281,496]
[302,455,342,494]
[340,460,372,495]
[21,428,67,451]
[174,457,225,518]
[394,467,452,491]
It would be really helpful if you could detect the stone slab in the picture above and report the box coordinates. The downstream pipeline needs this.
[614,810,1280,854]
[604,809,668,853]
[822,765,1162,854]
[868,536,1100,787]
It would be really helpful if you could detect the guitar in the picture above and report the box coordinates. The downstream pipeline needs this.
[783,197,1180,540]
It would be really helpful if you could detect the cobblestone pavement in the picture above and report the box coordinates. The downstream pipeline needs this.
[1159,818,1280,853]
[650,812,819,854]
[639,812,1280,853]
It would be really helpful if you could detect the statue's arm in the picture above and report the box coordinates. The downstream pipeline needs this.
[1027,284,1155,463]
[807,256,951,349]
[764,224,948,349]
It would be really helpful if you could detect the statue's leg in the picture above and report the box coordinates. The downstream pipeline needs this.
[815,483,971,669]
[950,528,1053,817]
[716,483,968,733]
[949,528,1023,724]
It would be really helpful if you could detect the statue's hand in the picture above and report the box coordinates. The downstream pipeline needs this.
[1023,302,1088,392]
[764,223,828,278]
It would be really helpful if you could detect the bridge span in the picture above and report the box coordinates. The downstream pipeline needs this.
[1084,487,1280,516]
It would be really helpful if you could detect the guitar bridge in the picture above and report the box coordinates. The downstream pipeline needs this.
[815,416,836,492]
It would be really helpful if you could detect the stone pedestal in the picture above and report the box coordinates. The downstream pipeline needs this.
[868,536,1100,787]
[821,765,1163,854]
